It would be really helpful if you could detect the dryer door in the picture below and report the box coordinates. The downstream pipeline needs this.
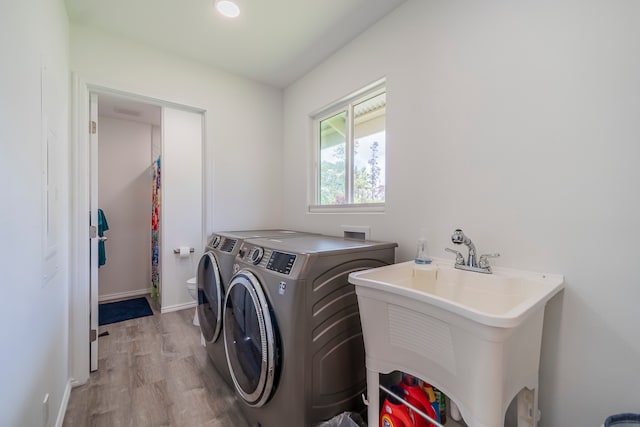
[224,270,278,407]
[197,252,223,343]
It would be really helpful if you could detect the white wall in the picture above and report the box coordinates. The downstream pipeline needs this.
[0,0,70,426]
[97,115,152,300]
[70,25,285,238]
[283,1,640,425]
[161,108,203,311]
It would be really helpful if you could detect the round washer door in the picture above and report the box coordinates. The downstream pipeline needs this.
[197,252,223,343]
[223,270,278,407]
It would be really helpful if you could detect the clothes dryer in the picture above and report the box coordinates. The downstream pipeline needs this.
[223,235,396,426]
[197,230,312,387]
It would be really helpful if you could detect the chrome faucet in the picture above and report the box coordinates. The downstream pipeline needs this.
[446,228,500,274]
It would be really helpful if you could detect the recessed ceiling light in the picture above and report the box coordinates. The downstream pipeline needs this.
[215,0,240,18]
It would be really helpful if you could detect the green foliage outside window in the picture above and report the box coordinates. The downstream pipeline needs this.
[315,83,386,207]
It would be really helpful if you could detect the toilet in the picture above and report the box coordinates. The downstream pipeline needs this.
[186,277,199,326]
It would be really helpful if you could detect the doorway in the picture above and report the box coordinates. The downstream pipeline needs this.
[95,94,161,304]
[76,85,205,375]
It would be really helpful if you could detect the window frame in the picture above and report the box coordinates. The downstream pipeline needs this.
[309,79,386,213]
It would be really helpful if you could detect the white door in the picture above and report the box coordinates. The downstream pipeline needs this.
[89,93,99,371]
[161,108,203,311]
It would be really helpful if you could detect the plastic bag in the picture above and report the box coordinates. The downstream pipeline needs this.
[316,412,365,427]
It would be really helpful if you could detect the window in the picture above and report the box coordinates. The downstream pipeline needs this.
[312,80,386,210]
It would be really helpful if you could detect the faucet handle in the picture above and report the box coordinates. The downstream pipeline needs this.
[445,248,465,265]
[478,253,500,269]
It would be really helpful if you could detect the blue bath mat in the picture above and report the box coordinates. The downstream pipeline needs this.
[99,297,153,326]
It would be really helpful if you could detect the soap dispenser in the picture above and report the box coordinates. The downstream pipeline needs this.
[415,232,432,264]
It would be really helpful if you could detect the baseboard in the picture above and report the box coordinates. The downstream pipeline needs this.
[98,288,151,302]
[55,380,73,427]
[160,300,196,314]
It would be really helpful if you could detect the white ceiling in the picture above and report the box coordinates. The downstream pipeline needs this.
[64,0,406,88]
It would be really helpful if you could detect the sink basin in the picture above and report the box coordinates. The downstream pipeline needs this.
[349,259,564,427]
[349,258,563,328]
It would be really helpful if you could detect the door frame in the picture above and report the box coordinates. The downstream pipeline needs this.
[89,92,99,372]
[69,75,207,383]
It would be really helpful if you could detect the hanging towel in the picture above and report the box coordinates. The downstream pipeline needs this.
[97,208,109,267]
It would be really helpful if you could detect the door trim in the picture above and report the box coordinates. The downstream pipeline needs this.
[69,77,208,382]
[89,93,99,372]
[68,73,91,384]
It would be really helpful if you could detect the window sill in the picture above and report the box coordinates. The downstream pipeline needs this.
[308,203,385,214]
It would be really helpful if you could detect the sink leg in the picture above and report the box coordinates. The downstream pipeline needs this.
[367,368,379,427]
[516,387,539,427]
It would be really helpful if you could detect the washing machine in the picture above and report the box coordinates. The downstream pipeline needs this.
[197,230,312,387]
[223,235,397,426]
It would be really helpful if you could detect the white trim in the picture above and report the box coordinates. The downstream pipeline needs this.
[70,77,209,382]
[89,92,99,372]
[309,78,387,210]
[98,288,152,302]
[69,72,90,384]
[54,380,72,427]
[309,203,385,213]
[201,110,210,268]
[87,84,206,114]
[68,378,86,387]
[160,300,197,314]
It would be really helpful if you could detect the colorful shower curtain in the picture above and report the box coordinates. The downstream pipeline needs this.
[151,156,161,299]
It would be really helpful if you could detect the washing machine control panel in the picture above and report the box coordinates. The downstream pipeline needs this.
[266,251,296,275]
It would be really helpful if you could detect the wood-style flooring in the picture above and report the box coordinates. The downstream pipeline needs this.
[62,297,251,427]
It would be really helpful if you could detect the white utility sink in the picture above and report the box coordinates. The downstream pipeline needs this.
[350,259,563,328]
[349,259,564,427]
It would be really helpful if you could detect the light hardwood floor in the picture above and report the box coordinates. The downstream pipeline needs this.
[63,297,251,427]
